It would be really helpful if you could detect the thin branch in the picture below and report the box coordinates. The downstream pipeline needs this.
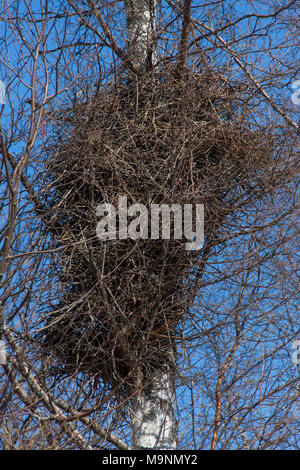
[176,0,192,75]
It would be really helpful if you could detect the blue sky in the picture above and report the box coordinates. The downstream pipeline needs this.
[0,0,299,449]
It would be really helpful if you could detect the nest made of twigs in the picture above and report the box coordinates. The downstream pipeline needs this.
[37,68,275,390]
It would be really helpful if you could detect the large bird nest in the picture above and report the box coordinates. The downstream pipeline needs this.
[37,68,275,391]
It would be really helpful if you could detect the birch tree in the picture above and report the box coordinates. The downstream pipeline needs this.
[124,0,158,70]
[0,0,299,451]
[124,0,178,450]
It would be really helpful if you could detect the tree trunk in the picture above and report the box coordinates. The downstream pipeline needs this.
[124,0,178,449]
[131,370,177,449]
[124,0,157,70]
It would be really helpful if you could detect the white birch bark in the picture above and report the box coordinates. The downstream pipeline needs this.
[124,0,157,69]
[124,0,177,449]
[131,370,177,449]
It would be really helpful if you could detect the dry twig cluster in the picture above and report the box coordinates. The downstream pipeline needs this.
[38,68,277,390]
